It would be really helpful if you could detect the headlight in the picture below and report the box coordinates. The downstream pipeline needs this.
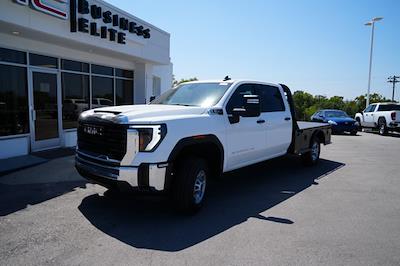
[129,124,167,152]
[327,120,337,125]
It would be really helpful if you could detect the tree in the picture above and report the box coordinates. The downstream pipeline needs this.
[292,91,315,120]
[173,77,198,86]
[292,91,393,121]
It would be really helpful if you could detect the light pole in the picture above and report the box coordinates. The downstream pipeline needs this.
[365,17,383,108]
[388,75,399,102]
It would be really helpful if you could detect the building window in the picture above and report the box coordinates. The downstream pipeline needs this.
[61,59,89,73]
[115,68,133,79]
[116,79,133,105]
[92,76,114,107]
[29,53,58,68]
[62,73,90,129]
[0,64,29,136]
[0,47,26,64]
[91,64,113,76]
[60,60,134,129]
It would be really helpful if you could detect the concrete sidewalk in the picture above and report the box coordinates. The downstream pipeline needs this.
[0,148,75,176]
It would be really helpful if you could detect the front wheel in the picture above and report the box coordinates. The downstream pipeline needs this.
[301,137,321,166]
[172,157,208,214]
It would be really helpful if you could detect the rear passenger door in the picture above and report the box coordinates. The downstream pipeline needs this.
[256,84,292,157]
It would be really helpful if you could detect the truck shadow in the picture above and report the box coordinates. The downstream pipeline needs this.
[78,156,344,252]
[0,180,86,216]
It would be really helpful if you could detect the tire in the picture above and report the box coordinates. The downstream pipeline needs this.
[378,119,388,136]
[350,130,357,136]
[301,137,321,166]
[355,118,362,130]
[172,157,208,213]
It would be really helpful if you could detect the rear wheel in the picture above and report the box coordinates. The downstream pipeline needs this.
[378,119,388,136]
[172,157,208,213]
[301,137,320,166]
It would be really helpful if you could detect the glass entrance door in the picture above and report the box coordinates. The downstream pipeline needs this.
[30,70,61,151]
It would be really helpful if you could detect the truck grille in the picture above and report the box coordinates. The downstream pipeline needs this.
[77,122,128,161]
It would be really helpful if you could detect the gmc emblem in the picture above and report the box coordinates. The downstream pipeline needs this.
[83,125,103,136]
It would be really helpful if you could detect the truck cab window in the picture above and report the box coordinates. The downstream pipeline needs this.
[364,105,376,113]
[257,85,285,112]
[226,84,256,114]
[377,104,400,111]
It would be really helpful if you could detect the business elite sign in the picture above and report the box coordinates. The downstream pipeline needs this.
[13,0,151,44]
[14,0,69,20]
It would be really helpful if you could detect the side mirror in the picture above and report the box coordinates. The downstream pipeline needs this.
[229,94,261,124]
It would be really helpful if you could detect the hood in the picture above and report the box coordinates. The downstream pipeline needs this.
[81,104,208,124]
[326,117,355,123]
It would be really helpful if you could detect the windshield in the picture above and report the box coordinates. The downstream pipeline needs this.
[151,82,232,107]
[325,110,348,118]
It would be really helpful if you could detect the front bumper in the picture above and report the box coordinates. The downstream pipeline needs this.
[331,124,358,133]
[75,153,168,191]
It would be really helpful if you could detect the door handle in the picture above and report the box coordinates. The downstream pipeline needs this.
[284,117,291,121]
[257,119,265,124]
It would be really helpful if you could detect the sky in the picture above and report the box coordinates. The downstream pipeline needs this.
[106,0,400,100]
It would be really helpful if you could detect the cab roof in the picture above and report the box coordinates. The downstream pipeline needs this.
[179,79,281,87]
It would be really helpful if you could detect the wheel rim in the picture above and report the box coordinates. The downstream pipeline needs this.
[193,170,206,204]
[311,141,320,161]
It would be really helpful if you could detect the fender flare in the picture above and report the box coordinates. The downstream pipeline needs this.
[168,134,224,172]
[311,129,327,145]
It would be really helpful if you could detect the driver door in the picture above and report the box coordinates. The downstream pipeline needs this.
[224,84,267,171]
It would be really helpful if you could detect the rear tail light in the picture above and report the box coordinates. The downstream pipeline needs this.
[391,112,396,121]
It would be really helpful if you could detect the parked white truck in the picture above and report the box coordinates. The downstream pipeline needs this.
[355,103,400,135]
[75,79,331,213]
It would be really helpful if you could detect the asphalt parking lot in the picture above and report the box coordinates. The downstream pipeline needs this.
[0,132,399,266]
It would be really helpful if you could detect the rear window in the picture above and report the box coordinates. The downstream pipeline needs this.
[377,104,400,111]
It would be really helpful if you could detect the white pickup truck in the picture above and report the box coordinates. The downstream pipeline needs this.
[75,79,331,213]
[355,103,400,135]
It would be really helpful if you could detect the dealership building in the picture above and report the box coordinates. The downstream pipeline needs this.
[0,0,172,159]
